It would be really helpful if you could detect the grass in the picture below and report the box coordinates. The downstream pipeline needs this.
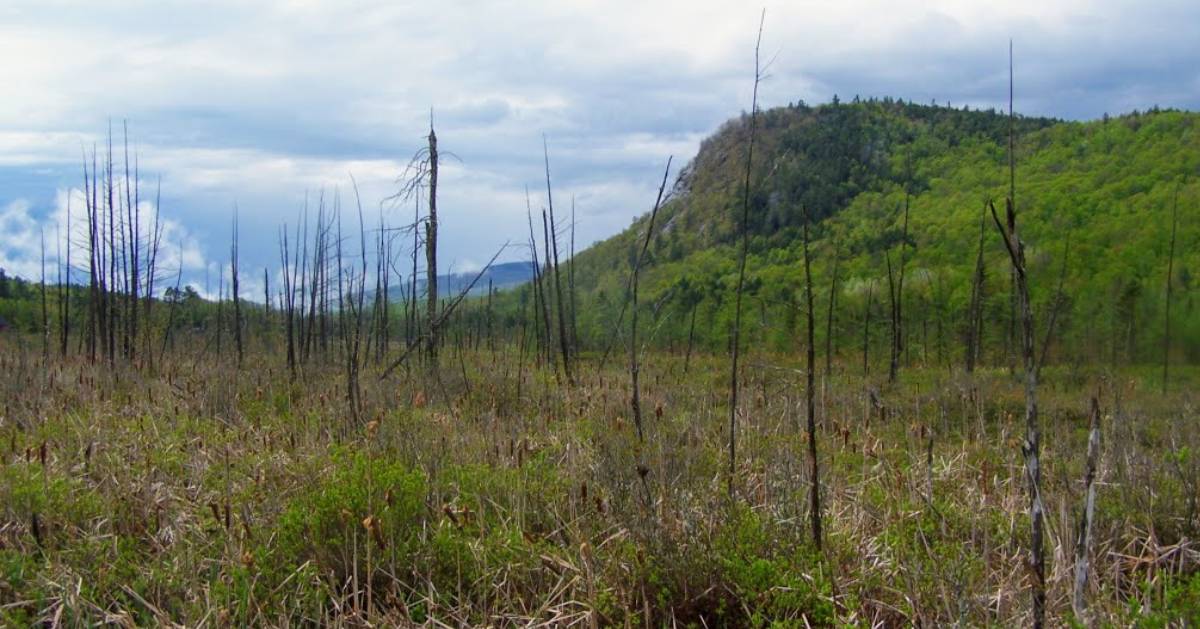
[0,338,1197,626]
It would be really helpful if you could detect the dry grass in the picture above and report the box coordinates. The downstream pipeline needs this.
[0,339,1197,626]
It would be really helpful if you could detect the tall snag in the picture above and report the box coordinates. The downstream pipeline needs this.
[1073,396,1102,621]
[425,126,439,365]
[727,9,765,496]
[802,207,822,550]
[824,240,840,377]
[990,40,1044,628]
[992,192,1044,625]
[965,202,987,373]
[231,208,243,369]
[40,228,48,361]
[544,137,573,385]
[1163,181,1181,393]
[389,121,442,367]
[888,190,910,384]
[59,198,70,358]
[630,158,673,442]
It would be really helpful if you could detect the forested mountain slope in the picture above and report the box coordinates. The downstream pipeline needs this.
[564,99,1199,366]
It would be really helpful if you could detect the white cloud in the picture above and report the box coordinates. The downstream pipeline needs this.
[0,0,1195,286]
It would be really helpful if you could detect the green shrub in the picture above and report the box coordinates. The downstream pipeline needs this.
[714,507,835,627]
[275,449,427,585]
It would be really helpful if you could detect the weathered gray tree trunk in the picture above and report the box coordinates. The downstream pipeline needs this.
[544,139,573,385]
[1163,182,1180,394]
[425,127,439,365]
[40,228,48,361]
[862,281,873,376]
[994,44,1045,628]
[802,209,822,550]
[824,244,839,377]
[992,194,1044,627]
[1073,397,1101,622]
[630,159,672,443]
[231,209,243,369]
[728,10,764,496]
[888,194,909,384]
[966,202,987,373]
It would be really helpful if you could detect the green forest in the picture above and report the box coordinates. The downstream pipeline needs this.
[502,99,1199,371]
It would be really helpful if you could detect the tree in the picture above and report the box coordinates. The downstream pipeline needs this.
[728,9,765,496]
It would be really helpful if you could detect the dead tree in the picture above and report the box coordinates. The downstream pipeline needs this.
[40,228,48,361]
[122,123,139,363]
[387,123,443,366]
[542,209,563,383]
[159,239,184,364]
[143,179,163,365]
[83,147,99,363]
[526,193,553,368]
[379,244,508,379]
[824,241,840,377]
[231,208,243,368]
[58,199,70,358]
[544,138,573,385]
[991,193,1044,624]
[338,181,370,424]
[630,158,673,443]
[106,129,116,367]
[1073,396,1102,621]
[728,9,765,495]
[802,208,822,550]
[993,44,1045,627]
[965,202,987,373]
[425,127,439,364]
[569,197,578,352]
[862,280,874,376]
[1163,181,1181,393]
[1037,229,1071,375]
[215,262,225,359]
[888,193,910,384]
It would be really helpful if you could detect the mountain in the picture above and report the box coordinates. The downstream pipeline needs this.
[382,260,534,302]
[555,98,1199,366]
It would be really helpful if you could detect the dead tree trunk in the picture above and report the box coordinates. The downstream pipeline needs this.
[802,208,822,550]
[1038,230,1071,375]
[143,180,163,367]
[727,9,765,496]
[993,196,1046,628]
[425,127,439,365]
[526,197,552,369]
[824,243,840,377]
[106,130,117,367]
[544,139,573,385]
[888,194,910,384]
[122,124,139,364]
[84,148,99,363]
[630,158,672,443]
[966,202,987,373]
[991,194,1044,625]
[58,201,70,358]
[231,209,243,369]
[862,281,874,377]
[40,228,48,361]
[685,301,698,372]
[569,197,578,353]
[995,44,1044,627]
[1072,396,1101,622]
[1163,182,1180,394]
[159,239,185,364]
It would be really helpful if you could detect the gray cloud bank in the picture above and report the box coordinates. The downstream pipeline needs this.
[1,0,1197,295]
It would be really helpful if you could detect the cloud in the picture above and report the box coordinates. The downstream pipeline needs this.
[0,0,1196,288]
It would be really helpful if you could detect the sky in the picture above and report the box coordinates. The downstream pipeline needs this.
[1,0,1198,299]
